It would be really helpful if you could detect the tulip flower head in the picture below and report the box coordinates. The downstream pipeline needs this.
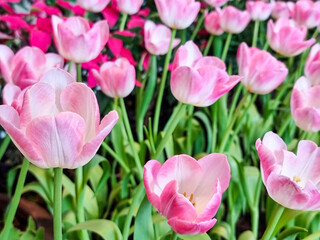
[237,42,288,94]
[170,41,241,107]
[204,10,224,36]
[51,15,109,63]
[143,154,230,234]
[0,68,118,168]
[77,0,111,12]
[256,131,320,210]
[292,0,320,29]
[154,0,201,29]
[219,6,250,34]
[246,1,274,21]
[267,17,315,57]
[92,58,136,98]
[144,20,181,55]
[291,77,320,132]
[116,0,144,15]
[271,1,294,19]
[305,44,320,86]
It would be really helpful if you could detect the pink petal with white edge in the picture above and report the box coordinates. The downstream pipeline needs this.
[172,41,202,70]
[168,217,217,235]
[0,44,13,83]
[0,105,41,165]
[294,107,320,132]
[79,110,118,167]
[60,82,100,141]
[44,53,64,72]
[25,112,86,169]
[2,83,21,106]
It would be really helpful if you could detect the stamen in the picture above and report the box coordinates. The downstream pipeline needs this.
[293,176,301,183]
[183,192,187,197]
[189,193,194,202]
[182,192,196,207]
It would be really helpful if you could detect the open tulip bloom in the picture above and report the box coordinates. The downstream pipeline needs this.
[143,154,230,234]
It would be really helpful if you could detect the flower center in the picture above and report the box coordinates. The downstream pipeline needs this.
[183,192,196,207]
[293,176,301,183]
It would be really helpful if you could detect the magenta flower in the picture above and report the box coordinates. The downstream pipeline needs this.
[305,44,320,86]
[237,42,288,94]
[219,6,250,34]
[246,1,274,21]
[0,68,118,169]
[204,10,224,36]
[267,18,315,57]
[291,77,320,132]
[203,0,228,8]
[143,154,230,234]
[256,131,320,210]
[0,45,63,89]
[116,0,144,15]
[92,58,135,98]
[154,0,200,29]
[144,20,181,55]
[51,15,109,63]
[77,0,111,12]
[292,0,320,29]
[170,41,241,107]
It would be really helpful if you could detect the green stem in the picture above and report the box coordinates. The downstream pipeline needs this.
[221,33,232,62]
[302,229,320,240]
[251,208,259,239]
[84,11,89,19]
[252,21,260,47]
[186,105,194,155]
[0,134,11,161]
[261,204,285,240]
[101,142,130,173]
[119,13,128,31]
[211,104,218,152]
[67,60,72,73]
[54,168,63,240]
[154,102,186,160]
[191,11,205,41]
[0,159,29,240]
[119,98,143,179]
[203,35,214,56]
[76,63,82,82]
[170,231,178,240]
[278,115,292,137]
[153,29,177,135]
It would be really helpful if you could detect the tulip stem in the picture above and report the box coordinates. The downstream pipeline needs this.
[221,32,232,62]
[153,28,177,135]
[54,168,63,240]
[203,35,214,56]
[119,98,143,179]
[191,10,205,41]
[76,63,82,82]
[119,13,128,31]
[101,142,130,173]
[0,158,29,240]
[252,21,260,47]
[186,105,194,155]
[170,231,178,240]
[261,204,285,240]
[0,134,11,161]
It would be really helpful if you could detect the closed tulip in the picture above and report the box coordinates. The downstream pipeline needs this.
[292,0,320,29]
[144,20,181,55]
[51,15,109,63]
[246,1,274,21]
[154,0,200,29]
[77,0,110,12]
[256,131,320,210]
[0,45,63,89]
[204,10,224,36]
[271,1,294,19]
[143,154,230,234]
[219,6,250,34]
[0,68,118,168]
[170,41,241,107]
[305,44,320,86]
[116,0,144,15]
[291,77,320,132]
[92,58,135,98]
[237,42,288,94]
[267,17,315,57]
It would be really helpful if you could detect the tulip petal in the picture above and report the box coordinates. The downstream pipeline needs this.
[2,83,21,106]
[168,217,217,235]
[0,44,13,83]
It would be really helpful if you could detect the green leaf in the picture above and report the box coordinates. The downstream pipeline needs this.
[244,166,262,207]
[178,233,211,240]
[210,222,231,239]
[133,196,154,240]
[272,208,304,236]
[68,219,122,240]
[238,230,255,240]
[277,226,308,240]
[7,166,18,197]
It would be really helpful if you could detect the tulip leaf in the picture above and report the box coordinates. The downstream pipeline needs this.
[238,230,255,240]
[133,196,154,240]
[68,219,122,240]
[194,111,213,154]
[178,233,211,240]
[209,222,231,239]
[7,166,19,197]
[277,226,308,240]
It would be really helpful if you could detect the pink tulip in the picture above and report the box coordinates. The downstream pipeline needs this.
[246,1,274,21]
[51,15,109,63]
[292,0,320,29]
[271,1,294,19]
[154,0,201,29]
[291,77,320,132]
[92,58,135,98]
[204,10,224,36]
[267,18,315,57]
[0,68,118,169]
[116,0,143,15]
[144,20,181,55]
[143,154,230,234]
[203,0,228,8]
[0,45,63,89]
[170,41,241,107]
[77,0,110,12]
[237,42,288,94]
[219,6,250,34]
[256,131,320,210]
[305,44,320,86]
